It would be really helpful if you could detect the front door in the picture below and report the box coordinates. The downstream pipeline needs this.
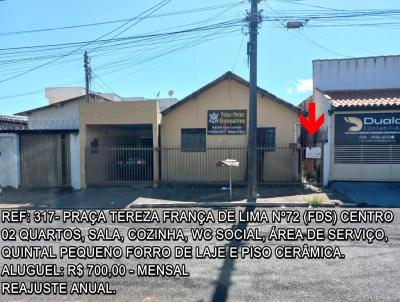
[257,128,276,182]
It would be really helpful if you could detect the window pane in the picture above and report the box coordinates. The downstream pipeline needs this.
[266,128,276,151]
[181,128,206,152]
[258,127,276,151]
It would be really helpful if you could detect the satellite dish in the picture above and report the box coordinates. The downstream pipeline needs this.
[168,90,174,97]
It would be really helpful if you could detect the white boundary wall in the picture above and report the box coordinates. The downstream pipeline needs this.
[0,133,20,188]
[70,133,80,190]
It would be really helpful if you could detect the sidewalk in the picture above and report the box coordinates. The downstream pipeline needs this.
[1,185,342,209]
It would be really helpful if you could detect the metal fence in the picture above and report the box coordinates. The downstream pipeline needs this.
[86,146,154,187]
[85,145,317,188]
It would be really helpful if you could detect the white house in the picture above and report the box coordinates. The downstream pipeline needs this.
[311,55,400,185]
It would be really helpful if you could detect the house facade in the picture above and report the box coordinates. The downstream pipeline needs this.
[161,72,301,183]
[0,72,301,189]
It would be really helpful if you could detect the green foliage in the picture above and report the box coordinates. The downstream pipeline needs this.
[307,196,322,207]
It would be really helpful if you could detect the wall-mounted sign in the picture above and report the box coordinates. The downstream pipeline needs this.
[207,110,247,135]
[335,113,400,145]
[306,147,321,159]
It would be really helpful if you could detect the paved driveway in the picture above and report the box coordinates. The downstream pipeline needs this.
[330,182,400,207]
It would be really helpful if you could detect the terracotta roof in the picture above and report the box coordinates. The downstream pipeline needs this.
[162,71,300,115]
[322,88,400,108]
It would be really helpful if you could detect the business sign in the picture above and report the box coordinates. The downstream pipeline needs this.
[335,113,400,145]
[207,110,247,135]
[306,147,322,159]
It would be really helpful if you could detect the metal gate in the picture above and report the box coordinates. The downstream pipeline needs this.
[86,146,154,187]
[20,134,71,187]
[332,145,400,181]
[301,145,323,187]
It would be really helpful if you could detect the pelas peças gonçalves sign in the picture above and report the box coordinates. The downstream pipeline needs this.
[207,110,247,135]
[335,112,400,145]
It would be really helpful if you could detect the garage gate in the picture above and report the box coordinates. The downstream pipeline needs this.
[332,145,400,181]
[20,133,71,187]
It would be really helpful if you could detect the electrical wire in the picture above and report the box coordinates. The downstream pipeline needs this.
[0,2,246,37]
[264,1,351,58]
[0,0,173,84]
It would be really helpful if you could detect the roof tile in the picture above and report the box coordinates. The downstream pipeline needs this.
[322,89,400,108]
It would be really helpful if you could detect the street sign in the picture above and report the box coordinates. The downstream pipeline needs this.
[216,159,240,200]
[216,159,240,167]
[306,147,321,159]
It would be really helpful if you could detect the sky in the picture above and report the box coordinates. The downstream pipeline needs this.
[0,0,399,115]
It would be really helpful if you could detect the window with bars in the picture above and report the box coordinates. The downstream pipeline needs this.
[181,128,206,152]
[257,127,276,152]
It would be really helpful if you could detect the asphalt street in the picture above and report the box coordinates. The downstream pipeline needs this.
[0,207,399,302]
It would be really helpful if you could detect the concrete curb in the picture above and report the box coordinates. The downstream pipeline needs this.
[127,199,342,208]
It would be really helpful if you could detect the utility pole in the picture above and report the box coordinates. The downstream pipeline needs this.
[84,51,92,102]
[247,0,261,202]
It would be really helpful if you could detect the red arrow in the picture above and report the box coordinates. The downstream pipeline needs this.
[300,102,324,135]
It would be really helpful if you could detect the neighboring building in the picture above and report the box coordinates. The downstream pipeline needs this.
[0,87,177,189]
[10,92,113,189]
[21,91,112,130]
[0,114,27,130]
[0,115,27,188]
[310,55,400,185]
[80,100,161,188]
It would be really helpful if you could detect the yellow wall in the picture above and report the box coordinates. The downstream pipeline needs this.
[161,79,298,146]
[78,82,299,186]
[160,79,299,182]
[79,101,159,187]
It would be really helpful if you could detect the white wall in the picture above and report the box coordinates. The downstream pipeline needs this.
[28,101,80,129]
[70,133,81,190]
[45,87,85,104]
[0,134,20,188]
[313,89,333,187]
[313,55,400,91]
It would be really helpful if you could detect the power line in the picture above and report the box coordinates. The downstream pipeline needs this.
[264,1,350,58]
[93,3,243,82]
[0,19,243,76]
[92,72,115,94]
[0,19,243,70]
[0,21,242,99]
[0,0,172,84]
[101,29,241,84]
[232,34,245,71]
[295,30,351,58]
[88,0,173,54]
[0,2,246,37]
[0,76,85,100]
[0,89,43,100]
[268,0,348,12]
[307,27,378,56]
